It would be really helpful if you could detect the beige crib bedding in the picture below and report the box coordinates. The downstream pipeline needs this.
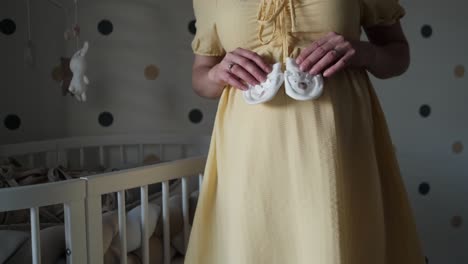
[0,156,198,263]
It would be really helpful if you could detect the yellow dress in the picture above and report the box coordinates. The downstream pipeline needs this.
[185,0,426,263]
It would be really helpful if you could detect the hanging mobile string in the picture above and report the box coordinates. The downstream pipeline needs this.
[74,0,80,50]
[71,0,99,51]
[24,0,36,68]
[26,0,31,42]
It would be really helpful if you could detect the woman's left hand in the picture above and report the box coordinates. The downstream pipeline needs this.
[295,32,374,78]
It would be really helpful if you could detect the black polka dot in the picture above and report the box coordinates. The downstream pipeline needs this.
[419,182,430,196]
[188,20,196,35]
[0,19,16,35]
[189,109,203,124]
[419,104,431,118]
[98,112,114,127]
[4,114,21,130]
[451,216,463,228]
[421,25,432,38]
[98,20,113,35]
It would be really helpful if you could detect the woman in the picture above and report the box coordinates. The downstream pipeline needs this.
[185,0,425,263]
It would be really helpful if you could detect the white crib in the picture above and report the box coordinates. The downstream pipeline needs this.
[0,134,211,264]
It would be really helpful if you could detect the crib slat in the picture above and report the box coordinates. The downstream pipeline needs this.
[181,176,190,251]
[138,144,143,164]
[181,145,187,159]
[30,207,41,264]
[55,150,59,167]
[85,196,104,264]
[140,185,149,264]
[162,181,171,264]
[118,190,128,264]
[120,145,125,165]
[79,148,84,169]
[198,173,203,191]
[99,146,104,168]
[64,200,87,264]
[46,151,55,168]
[159,144,164,161]
[28,154,34,169]
[59,150,68,168]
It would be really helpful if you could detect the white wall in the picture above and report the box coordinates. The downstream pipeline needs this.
[1,0,467,263]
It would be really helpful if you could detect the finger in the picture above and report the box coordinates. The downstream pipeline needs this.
[297,32,349,70]
[296,37,329,65]
[297,33,335,63]
[224,61,260,86]
[309,48,342,75]
[330,34,346,47]
[317,41,353,76]
[323,49,355,77]
[334,41,352,53]
[296,41,321,65]
[221,70,249,90]
[299,40,336,72]
[296,32,338,64]
[232,48,272,74]
[228,53,268,83]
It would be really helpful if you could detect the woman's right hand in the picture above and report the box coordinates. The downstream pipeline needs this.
[208,48,273,91]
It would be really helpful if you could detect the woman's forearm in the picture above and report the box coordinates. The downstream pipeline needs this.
[192,64,225,99]
[363,40,410,79]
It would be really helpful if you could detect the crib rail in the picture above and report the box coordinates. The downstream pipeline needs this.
[0,134,210,169]
[84,156,206,264]
[0,179,87,264]
[0,135,209,264]
[0,134,210,157]
[0,156,206,264]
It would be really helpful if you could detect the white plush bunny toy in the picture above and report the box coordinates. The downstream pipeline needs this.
[68,41,90,102]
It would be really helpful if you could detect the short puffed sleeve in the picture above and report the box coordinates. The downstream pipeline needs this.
[360,0,406,28]
[191,0,225,56]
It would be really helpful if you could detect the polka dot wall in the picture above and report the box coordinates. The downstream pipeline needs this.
[1,0,216,144]
[367,0,468,263]
[1,0,69,143]
[1,0,467,262]
[57,0,215,137]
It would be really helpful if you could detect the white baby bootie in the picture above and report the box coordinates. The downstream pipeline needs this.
[243,62,284,105]
[284,57,324,101]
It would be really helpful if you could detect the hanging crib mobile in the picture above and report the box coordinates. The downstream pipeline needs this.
[68,41,90,102]
[52,0,90,102]
[66,0,90,102]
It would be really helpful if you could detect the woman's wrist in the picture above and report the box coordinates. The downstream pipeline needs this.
[202,65,226,98]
